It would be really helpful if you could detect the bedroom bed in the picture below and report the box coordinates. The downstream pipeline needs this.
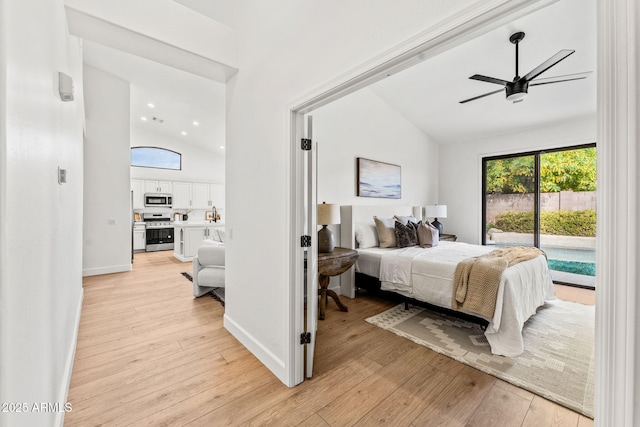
[340,205,556,357]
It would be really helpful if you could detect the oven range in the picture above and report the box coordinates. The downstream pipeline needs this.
[142,213,174,252]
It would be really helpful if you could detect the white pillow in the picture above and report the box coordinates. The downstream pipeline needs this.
[394,215,418,225]
[354,223,379,248]
[216,229,225,243]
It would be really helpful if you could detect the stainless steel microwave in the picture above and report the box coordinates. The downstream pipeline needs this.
[144,193,172,207]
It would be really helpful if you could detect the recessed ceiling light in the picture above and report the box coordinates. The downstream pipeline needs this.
[192,121,199,126]
[140,116,147,121]
[181,131,187,136]
[220,145,225,149]
[147,103,155,108]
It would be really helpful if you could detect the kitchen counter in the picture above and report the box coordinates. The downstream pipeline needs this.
[173,221,224,227]
[173,222,225,262]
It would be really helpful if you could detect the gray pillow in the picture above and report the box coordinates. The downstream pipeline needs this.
[395,221,418,248]
[417,221,439,248]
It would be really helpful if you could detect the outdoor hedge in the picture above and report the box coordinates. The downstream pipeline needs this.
[492,210,596,237]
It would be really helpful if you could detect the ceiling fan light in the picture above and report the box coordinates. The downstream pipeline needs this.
[506,91,527,102]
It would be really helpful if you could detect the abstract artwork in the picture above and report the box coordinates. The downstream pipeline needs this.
[357,158,401,199]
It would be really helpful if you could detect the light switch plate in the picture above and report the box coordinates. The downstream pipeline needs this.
[58,167,67,184]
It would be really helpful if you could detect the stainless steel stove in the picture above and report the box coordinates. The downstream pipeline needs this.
[142,213,174,251]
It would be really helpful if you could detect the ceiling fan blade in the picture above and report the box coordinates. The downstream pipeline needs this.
[459,88,504,104]
[530,71,592,86]
[521,49,575,82]
[469,74,511,86]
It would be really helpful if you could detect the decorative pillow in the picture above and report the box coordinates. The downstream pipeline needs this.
[216,229,225,243]
[416,221,439,248]
[373,216,397,248]
[395,221,418,248]
[394,215,418,225]
[354,223,379,248]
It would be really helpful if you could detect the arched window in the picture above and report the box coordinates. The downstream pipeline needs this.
[131,147,181,170]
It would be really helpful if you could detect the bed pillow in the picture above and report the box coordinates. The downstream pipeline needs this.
[393,215,418,225]
[395,221,418,248]
[417,221,439,248]
[354,223,379,248]
[373,216,397,248]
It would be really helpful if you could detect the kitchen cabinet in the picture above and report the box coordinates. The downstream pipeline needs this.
[192,182,211,209]
[131,180,144,209]
[192,182,225,209]
[133,224,146,251]
[186,227,210,258]
[173,222,224,261]
[172,182,192,209]
[144,180,172,194]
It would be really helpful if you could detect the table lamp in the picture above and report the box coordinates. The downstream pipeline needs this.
[425,204,447,235]
[317,202,339,253]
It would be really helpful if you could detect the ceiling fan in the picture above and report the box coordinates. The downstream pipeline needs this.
[459,31,591,104]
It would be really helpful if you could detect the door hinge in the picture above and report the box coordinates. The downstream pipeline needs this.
[300,332,311,344]
[301,138,312,151]
[300,235,311,247]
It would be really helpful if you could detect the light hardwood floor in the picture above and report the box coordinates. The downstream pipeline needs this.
[65,251,595,426]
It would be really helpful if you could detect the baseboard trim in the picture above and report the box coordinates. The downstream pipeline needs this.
[55,288,83,427]
[82,264,132,277]
[223,313,288,385]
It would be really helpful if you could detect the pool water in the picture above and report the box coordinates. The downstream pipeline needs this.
[543,247,596,277]
[547,259,596,276]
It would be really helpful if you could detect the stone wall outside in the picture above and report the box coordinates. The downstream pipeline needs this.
[486,191,596,225]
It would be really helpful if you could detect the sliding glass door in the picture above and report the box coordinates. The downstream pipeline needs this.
[483,144,596,287]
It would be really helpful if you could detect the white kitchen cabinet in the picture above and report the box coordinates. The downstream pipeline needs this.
[192,182,225,209]
[133,224,146,251]
[131,180,144,209]
[144,180,172,194]
[173,222,225,261]
[192,182,211,209]
[210,184,225,209]
[172,182,192,209]
[184,227,206,258]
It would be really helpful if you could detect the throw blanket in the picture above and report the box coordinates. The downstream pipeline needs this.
[452,246,545,318]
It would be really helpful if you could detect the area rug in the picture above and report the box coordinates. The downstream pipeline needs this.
[180,272,225,307]
[365,299,594,418]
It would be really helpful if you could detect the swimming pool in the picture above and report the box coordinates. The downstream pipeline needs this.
[543,247,596,276]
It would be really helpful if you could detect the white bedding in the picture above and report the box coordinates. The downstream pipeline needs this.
[358,241,555,356]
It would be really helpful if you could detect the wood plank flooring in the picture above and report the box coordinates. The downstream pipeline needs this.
[65,251,595,426]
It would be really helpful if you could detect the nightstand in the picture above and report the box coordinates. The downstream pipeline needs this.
[317,248,358,320]
[440,233,457,241]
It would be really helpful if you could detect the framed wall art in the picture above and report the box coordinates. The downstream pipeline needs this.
[356,157,401,199]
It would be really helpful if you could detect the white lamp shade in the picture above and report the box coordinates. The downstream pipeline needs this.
[317,203,339,225]
[425,204,447,218]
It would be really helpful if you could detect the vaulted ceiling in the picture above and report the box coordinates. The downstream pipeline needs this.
[67,0,596,152]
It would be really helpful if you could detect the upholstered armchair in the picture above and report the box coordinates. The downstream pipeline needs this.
[192,240,225,297]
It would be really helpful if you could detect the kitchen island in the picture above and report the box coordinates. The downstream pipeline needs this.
[173,221,225,262]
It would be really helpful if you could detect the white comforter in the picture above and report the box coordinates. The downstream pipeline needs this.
[379,241,555,356]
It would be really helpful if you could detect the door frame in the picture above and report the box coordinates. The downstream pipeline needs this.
[288,0,560,386]
[288,1,638,425]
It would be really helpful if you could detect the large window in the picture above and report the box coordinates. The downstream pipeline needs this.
[131,147,182,170]
[483,144,596,287]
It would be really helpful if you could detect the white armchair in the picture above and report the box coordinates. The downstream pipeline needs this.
[192,240,225,297]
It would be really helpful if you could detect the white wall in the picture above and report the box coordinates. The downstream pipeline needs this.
[313,88,438,209]
[82,65,132,276]
[130,126,225,183]
[0,0,85,426]
[313,88,439,292]
[439,115,596,244]
[223,0,479,386]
